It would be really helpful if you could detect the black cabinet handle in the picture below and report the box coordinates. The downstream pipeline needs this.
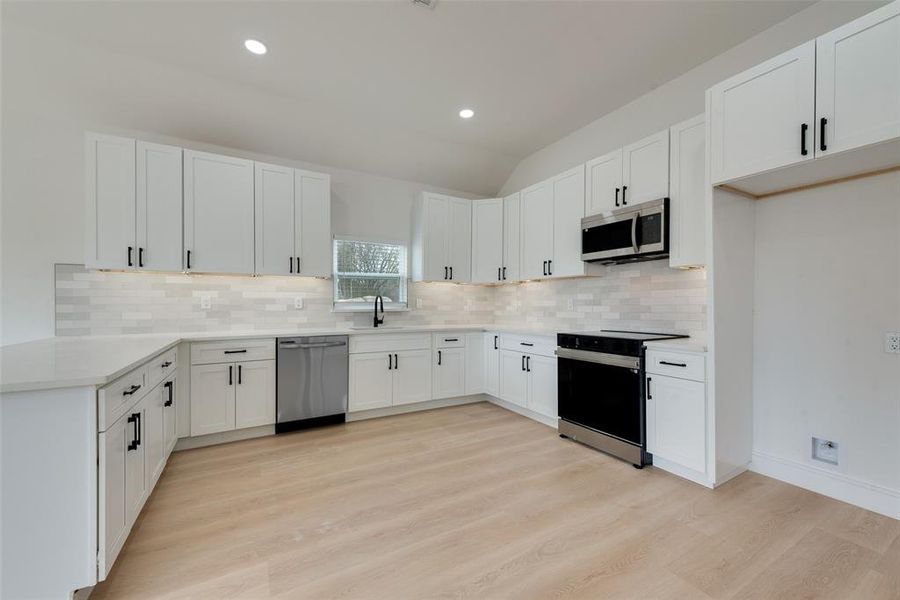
[127,246,134,267]
[228,365,233,385]
[521,355,525,371]
[659,360,687,368]
[127,413,138,451]
[498,267,501,281]
[437,350,442,366]
[520,342,533,347]
[186,250,191,270]
[136,413,142,447]
[547,260,552,276]
[647,377,652,400]
[801,123,808,156]
[502,266,506,280]
[449,266,453,280]
[138,247,144,268]
[123,384,141,396]
[526,356,531,372]
[388,354,392,370]
[621,185,628,206]
[394,353,398,369]
[444,338,459,342]
[164,381,174,407]
[615,187,620,207]
[161,361,172,368]
[296,257,301,273]
[820,117,827,152]
[542,261,547,276]
[290,256,293,273]
[444,266,448,280]
[238,364,242,385]
[494,335,498,350]
[224,349,247,354]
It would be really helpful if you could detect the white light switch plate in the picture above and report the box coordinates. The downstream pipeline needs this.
[294,296,303,309]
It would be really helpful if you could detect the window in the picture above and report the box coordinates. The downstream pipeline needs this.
[333,238,408,310]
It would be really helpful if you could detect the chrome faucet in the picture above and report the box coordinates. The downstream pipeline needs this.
[373,295,384,328]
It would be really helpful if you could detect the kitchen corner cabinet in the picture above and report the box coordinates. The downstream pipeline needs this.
[254,164,332,277]
[498,350,557,418]
[411,192,472,282]
[471,198,504,283]
[520,165,586,280]
[585,129,669,217]
[668,114,707,268]
[183,150,255,274]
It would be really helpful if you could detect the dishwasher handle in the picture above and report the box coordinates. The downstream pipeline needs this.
[279,340,348,349]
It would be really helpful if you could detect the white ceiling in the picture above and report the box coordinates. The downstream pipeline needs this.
[3,0,814,195]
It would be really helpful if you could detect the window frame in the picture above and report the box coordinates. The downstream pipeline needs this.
[332,235,409,312]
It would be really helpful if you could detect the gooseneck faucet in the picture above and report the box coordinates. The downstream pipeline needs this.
[373,295,385,328]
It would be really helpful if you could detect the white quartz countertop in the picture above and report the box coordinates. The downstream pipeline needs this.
[0,325,559,393]
[643,337,708,353]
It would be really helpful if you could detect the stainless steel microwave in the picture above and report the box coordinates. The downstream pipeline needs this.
[581,198,669,264]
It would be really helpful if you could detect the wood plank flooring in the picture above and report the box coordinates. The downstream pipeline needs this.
[91,403,900,599]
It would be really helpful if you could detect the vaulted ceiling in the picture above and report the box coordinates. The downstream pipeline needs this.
[3,1,814,195]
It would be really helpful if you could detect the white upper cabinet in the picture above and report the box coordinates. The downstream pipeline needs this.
[295,169,332,277]
[254,162,295,276]
[519,179,554,280]
[585,148,623,216]
[622,129,669,206]
[550,164,585,279]
[471,198,504,283]
[669,115,707,268]
[85,133,136,270]
[412,192,471,282]
[136,141,183,271]
[816,1,900,157]
[709,41,816,184]
[183,150,255,274]
[502,192,521,282]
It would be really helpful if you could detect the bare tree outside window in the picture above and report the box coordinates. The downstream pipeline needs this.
[333,239,408,309]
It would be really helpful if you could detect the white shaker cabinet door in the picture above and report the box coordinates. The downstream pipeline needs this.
[471,198,503,283]
[502,192,521,282]
[499,350,528,408]
[163,379,177,456]
[190,363,236,436]
[349,353,393,411]
[85,133,135,270]
[184,150,255,274]
[144,383,167,489]
[98,413,128,580]
[648,374,706,474]
[527,354,557,419]
[447,198,472,282]
[709,41,815,184]
[296,169,332,277]
[669,115,707,268]
[124,401,148,526]
[422,194,450,281]
[136,141,182,271]
[816,2,900,157]
[235,360,276,429]
[465,332,486,395]
[585,148,623,216]
[520,180,554,280]
[254,162,295,276]
[433,347,465,400]
[622,129,669,206]
[393,349,433,406]
[484,333,500,397]
[550,164,585,279]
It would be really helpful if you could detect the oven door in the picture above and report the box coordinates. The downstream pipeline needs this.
[556,348,643,446]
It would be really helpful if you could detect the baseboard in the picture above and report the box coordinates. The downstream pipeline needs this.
[485,395,557,429]
[750,451,900,520]
[346,395,485,421]
[651,456,714,488]
[174,424,275,451]
[714,463,749,488]
[73,585,94,600]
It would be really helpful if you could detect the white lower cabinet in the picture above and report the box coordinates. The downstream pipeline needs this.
[499,350,528,408]
[144,382,167,487]
[433,347,465,400]
[349,352,394,411]
[349,334,434,410]
[497,336,558,422]
[392,349,432,406]
[645,349,708,483]
[163,379,177,455]
[190,342,276,436]
[465,332,485,394]
[527,354,557,418]
[484,333,500,397]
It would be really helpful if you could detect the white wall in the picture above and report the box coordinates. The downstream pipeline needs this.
[752,172,900,515]
[498,1,882,195]
[0,24,478,346]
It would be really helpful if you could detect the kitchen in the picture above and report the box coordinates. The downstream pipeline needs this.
[1,1,899,598]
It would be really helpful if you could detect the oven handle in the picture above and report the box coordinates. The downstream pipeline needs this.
[556,347,640,370]
[631,213,639,253]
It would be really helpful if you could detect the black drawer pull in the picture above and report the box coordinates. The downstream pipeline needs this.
[444,338,459,342]
[520,342,534,347]
[224,349,247,354]
[123,384,141,396]
[161,361,172,368]
[659,361,687,368]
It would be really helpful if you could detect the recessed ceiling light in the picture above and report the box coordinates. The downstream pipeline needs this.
[244,39,267,55]
[459,108,474,119]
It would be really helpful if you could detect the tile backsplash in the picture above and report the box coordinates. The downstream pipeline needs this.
[55,261,706,338]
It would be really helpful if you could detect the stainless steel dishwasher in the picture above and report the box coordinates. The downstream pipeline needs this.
[276,335,348,433]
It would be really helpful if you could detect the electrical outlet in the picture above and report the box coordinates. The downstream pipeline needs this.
[294,296,303,310]
[567,298,575,311]
[200,295,211,310]
[811,437,839,465]
[885,332,900,354]
[416,297,423,309]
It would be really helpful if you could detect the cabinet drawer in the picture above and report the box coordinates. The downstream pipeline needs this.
[349,333,431,354]
[191,339,275,365]
[433,333,466,348]
[646,350,705,382]
[147,347,177,388]
[99,366,148,432]
[499,333,556,358]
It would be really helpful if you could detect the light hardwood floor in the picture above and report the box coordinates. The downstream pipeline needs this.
[92,402,900,599]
